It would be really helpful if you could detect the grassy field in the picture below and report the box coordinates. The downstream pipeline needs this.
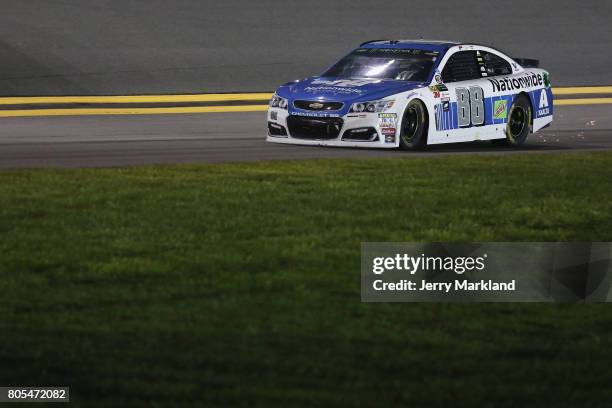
[1,152,612,407]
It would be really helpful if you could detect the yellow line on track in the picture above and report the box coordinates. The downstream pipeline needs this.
[0,93,273,105]
[553,86,612,95]
[0,87,609,106]
[555,98,612,105]
[0,105,269,117]
[0,99,610,117]
[0,93,610,117]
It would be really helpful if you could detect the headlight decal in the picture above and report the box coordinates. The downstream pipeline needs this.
[349,99,395,113]
[269,94,288,110]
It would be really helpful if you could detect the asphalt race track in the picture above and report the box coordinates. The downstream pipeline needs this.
[0,1,610,168]
[0,104,609,168]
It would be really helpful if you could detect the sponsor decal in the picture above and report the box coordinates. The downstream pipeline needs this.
[357,48,439,58]
[308,102,324,109]
[493,100,508,120]
[543,72,551,88]
[429,84,448,92]
[429,84,448,98]
[537,89,550,116]
[378,113,397,135]
[304,86,363,94]
[304,78,383,95]
[442,101,450,112]
[488,72,543,92]
[270,110,278,121]
[434,73,443,84]
[292,111,341,118]
[310,78,380,87]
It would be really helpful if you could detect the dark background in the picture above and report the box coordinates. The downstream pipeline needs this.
[0,0,610,95]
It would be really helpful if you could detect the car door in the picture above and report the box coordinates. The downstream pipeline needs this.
[431,50,494,143]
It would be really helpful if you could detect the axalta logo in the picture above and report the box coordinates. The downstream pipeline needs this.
[488,72,543,92]
[538,89,550,116]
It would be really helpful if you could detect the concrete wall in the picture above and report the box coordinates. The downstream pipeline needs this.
[0,0,609,95]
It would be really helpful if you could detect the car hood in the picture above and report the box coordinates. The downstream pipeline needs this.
[277,76,426,103]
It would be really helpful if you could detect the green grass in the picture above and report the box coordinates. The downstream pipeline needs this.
[1,152,612,407]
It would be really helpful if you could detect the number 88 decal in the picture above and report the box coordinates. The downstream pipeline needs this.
[456,86,484,127]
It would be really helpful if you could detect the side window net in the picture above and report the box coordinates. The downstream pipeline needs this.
[482,51,512,76]
[441,51,479,83]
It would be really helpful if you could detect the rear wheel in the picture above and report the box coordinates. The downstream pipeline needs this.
[399,100,427,150]
[493,94,531,146]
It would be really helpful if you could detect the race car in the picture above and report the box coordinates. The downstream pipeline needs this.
[266,40,553,149]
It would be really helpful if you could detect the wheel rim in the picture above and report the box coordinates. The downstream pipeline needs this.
[508,106,526,138]
[401,105,419,144]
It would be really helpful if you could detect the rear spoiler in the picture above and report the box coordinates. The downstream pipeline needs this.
[513,58,539,68]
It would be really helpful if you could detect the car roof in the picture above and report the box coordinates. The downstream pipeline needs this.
[359,39,461,53]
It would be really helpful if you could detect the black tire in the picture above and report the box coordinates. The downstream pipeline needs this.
[399,100,427,150]
[493,94,532,147]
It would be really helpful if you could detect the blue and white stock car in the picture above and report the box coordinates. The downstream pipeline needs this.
[267,40,553,149]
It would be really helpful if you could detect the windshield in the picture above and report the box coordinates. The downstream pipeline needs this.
[322,48,439,82]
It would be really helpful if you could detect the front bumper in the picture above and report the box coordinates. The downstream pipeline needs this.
[266,108,399,148]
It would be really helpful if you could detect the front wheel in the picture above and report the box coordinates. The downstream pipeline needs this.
[399,100,427,150]
[494,94,532,147]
